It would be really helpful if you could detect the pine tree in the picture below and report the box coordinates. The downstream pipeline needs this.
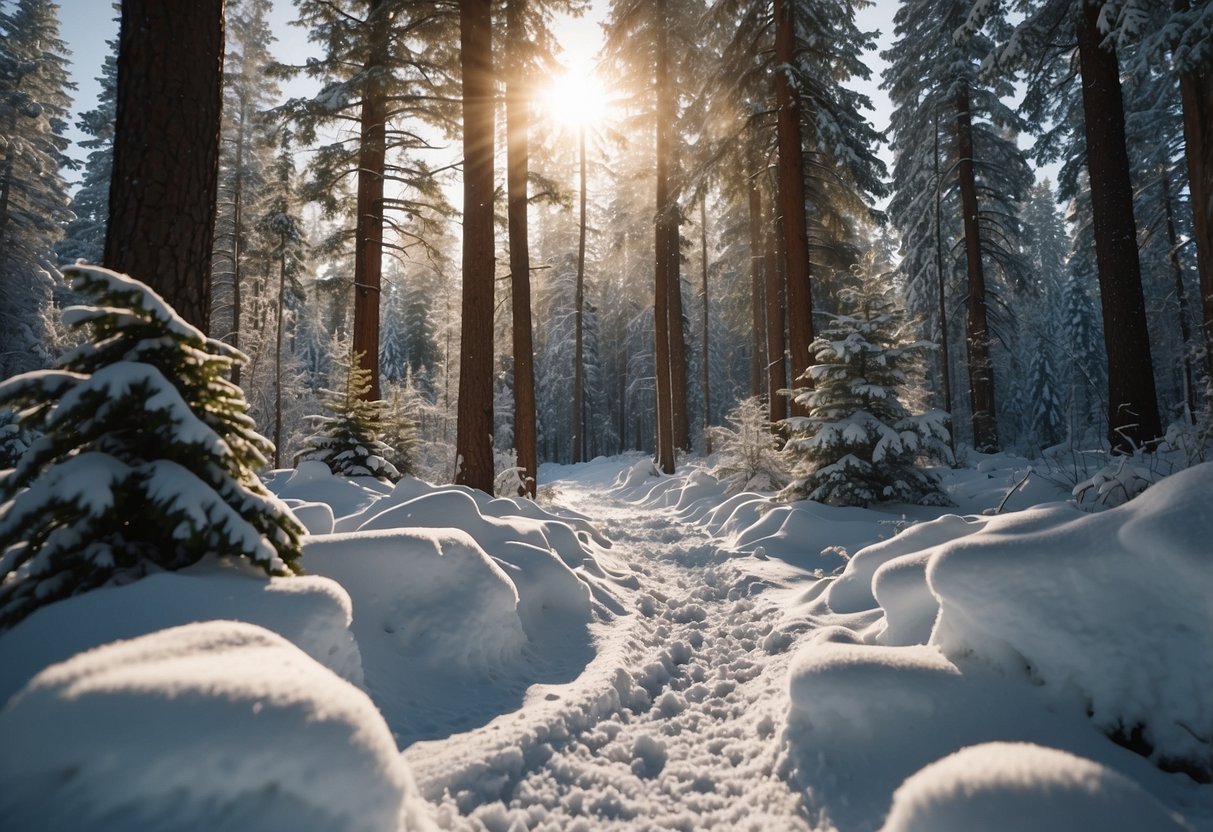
[781,256,952,508]
[884,0,1032,452]
[211,0,280,384]
[0,265,305,631]
[57,9,117,266]
[710,397,788,494]
[0,0,74,377]
[965,0,1163,450]
[276,0,455,401]
[379,381,419,477]
[104,0,225,331]
[295,353,400,481]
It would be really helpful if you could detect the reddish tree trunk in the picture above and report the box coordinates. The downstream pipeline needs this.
[699,190,711,444]
[954,82,999,452]
[1076,1,1162,450]
[773,0,813,392]
[1175,0,1213,386]
[668,194,691,452]
[506,0,537,496]
[105,0,224,331]
[352,0,389,401]
[748,178,766,399]
[765,226,787,426]
[455,0,496,492]
[653,0,676,474]
[574,125,587,463]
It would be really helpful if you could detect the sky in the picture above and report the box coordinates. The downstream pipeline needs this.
[55,0,899,188]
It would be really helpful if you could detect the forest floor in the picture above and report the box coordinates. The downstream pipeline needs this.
[407,464,818,830]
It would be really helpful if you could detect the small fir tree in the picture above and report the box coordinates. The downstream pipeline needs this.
[0,265,305,631]
[379,379,420,478]
[781,258,952,507]
[295,354,400,481]
[709,397,788,494]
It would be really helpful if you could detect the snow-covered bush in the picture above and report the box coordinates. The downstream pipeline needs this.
[709,396,787,494]
[0,265,304,631]
[0,409,32,470]
[781,259,952,507]
[295,355,400,482]
[379,382,420,478]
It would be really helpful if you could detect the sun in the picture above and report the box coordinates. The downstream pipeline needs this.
[538,62,608,130]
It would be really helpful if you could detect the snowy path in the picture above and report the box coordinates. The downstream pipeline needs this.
[404,472,818,831]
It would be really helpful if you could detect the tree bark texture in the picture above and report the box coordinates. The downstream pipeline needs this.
[506,0,538,497]
[1161,169,1199,416]
[748,179,767,399]
[574,125,587,464]
[1076,1,1162,449]
[104,0,224,332]
[954,82,999,452]
[1176,0,1213,386]
[455,0,496,492]
[352,0,389,401]
[653,0,676,474]
[699,190,711,444]
[773,0,814,392]
[933,115,954,436]
[668,194,691,452]
[764,227,788,426]
[230,100,247,388]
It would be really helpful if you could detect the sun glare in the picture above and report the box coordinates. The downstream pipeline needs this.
[539,63,609,130]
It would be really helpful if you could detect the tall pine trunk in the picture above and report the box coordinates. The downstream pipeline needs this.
[933,115,954,437]
[765,224,787,426]
[352,0,388,402]
[1175,0,1213,388]
[748,177,766,399]
[954,81,999,452]
[506,0,538,497]
[229,100,247,388]
[455,0,496,492]
[574,125,587,463]
[1076,1,1162,450]
[669,187,691,452]
[653,0,676,474]
[104,0,224,331]
[1161,169,1199,416]
[773,0,814,394]
[699,190,711,446]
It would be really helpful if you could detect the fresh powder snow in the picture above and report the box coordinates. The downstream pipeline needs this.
[1,453,1210,830]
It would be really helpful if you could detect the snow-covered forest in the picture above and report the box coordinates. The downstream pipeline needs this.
[1,0,1212,829]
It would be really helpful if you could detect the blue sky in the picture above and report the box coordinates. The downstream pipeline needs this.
[55,1,898,186]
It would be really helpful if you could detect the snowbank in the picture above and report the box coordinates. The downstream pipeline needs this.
[0,621,431,832]
[929,463,1213,775]
[304,528,528,674]
[880,742,1190,832]
[0,556,362,705]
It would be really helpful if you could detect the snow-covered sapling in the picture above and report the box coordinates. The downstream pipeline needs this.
[295,354,401,481]
[781,258,952,507]
[709,397,788,494]
[0,265,305,631]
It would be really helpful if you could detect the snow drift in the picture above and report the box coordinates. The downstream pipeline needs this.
[0,621,431,832]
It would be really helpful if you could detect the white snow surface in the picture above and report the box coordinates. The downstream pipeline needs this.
[0,620,431,832]
[1,451,1210,830]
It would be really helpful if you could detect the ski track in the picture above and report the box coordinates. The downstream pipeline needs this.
[404,478,818,831]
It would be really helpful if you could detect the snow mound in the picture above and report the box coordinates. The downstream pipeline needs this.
[285,499,336,534]
[826,513,984,613]
[271,463,390,520]
[928,462,1213,774]
[304,528,526,673]
[881,742,1190,832]
[0,621,432,832]
[0,556,363,705]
